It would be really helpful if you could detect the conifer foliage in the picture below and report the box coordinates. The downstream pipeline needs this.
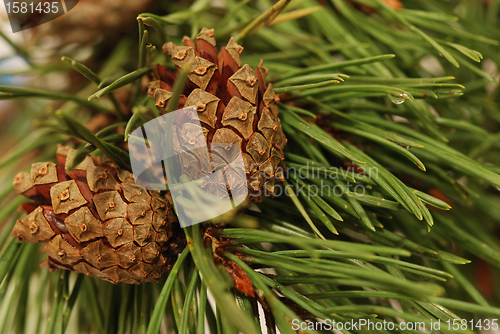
[0,0,499,333]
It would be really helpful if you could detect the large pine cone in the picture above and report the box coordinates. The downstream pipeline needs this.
[149,28,287,202]
[11,146,184,284]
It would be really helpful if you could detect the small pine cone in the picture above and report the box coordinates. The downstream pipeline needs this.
[149,28,287,202]
[352,0,403,13]
[11,145,184,284]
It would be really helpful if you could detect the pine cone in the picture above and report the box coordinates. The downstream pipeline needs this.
[149,28,287,202]
[351,0,403,13]
[11,146,184,284]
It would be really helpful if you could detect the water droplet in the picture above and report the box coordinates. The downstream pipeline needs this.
[388,93,405,104]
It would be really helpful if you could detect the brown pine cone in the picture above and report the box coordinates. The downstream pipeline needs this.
[11,145,184,284]
[351,0,403,13]
[148,28,287,202]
